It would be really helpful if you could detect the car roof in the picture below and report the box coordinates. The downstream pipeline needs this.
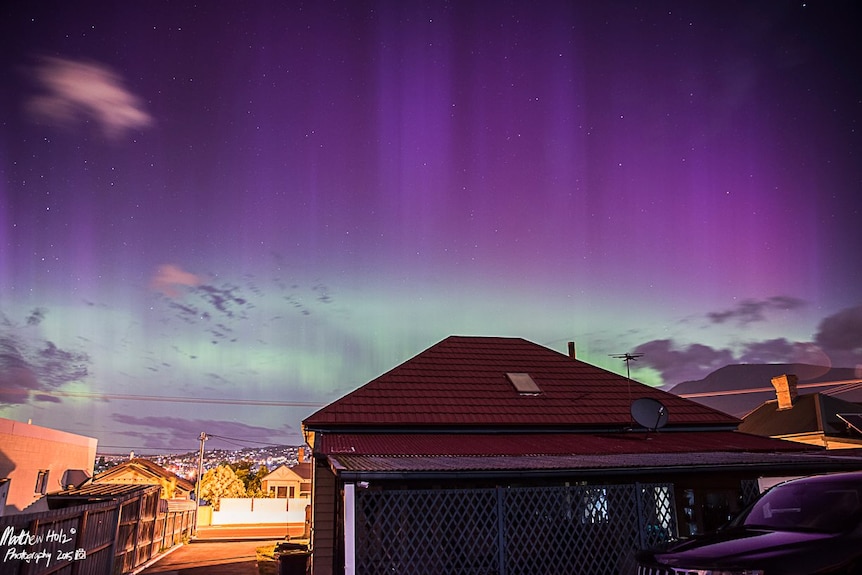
[780,470,862,486]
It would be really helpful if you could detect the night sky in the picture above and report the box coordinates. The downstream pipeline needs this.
[1,1,861,453]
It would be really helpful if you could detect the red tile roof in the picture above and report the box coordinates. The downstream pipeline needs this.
[304,336,739,430]
[93,458,195,492]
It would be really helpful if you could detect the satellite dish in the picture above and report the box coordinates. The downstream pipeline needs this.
[631,397,669,431]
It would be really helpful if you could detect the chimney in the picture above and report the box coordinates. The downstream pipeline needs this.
[567,341,576,359]
[771,374,798,410]
[298,446,305,463]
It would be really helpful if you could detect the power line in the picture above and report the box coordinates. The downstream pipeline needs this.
[97,444,199,453]
[205,434,294,447]
[1,388,325,407]
[679,379,862,399]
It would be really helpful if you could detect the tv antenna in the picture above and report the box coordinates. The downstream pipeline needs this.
[610,352,643,380]
[611,352,644,427]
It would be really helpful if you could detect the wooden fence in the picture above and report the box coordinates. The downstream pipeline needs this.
[0,485,194,575]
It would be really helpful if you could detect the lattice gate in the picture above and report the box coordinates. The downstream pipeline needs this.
[354,482,676,575]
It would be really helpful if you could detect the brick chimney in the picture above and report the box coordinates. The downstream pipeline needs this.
[568,341,576,359]
[771,374,798,410]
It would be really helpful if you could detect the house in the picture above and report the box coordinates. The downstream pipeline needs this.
[302,336,862,575]
[0,417,97,515]
[262,460,312,500]
[739,374,862,449]
[90,457,195,500]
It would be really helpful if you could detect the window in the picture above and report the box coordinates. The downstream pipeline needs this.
[581,487,609,524]
[289,486,296,498]
[506,372,542,395]
[35,470,49,494]
[277,486,288,498]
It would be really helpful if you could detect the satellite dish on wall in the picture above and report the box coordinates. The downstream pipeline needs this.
[631,397,669,431]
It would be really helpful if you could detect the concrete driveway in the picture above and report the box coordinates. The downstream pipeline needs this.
[136,539,281,575]
[134,524,305,574]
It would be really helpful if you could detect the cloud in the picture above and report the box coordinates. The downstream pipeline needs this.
[0,333,89,405]
[113,414,299,449]
[736,338,832,366]
[815,305,862,352]
[633,339,735,385]
[813,305,862,370]
[706,296,806,326]
[26,308,46,326]
[150,264,203,297]
[0,339,40,404]
[633,302,862,386]
[195,284,249,318]
[26,56,152,139]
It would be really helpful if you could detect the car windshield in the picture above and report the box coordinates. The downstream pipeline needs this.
[739,481,862,533]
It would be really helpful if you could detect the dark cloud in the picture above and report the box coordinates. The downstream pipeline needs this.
[26,308,46,326]
[38,342,89,386]
[313,282,333,304]
[0,317,90,405]
[815,305,862,352]
[633,339,735,384]
[160,281,252,330]
[113,414,299,450]
[736,338,797,364]
[634,303,862,386]
[195,284,249,318]
[706,296,806,326]
[0,339,40,404]
[737,339,831,366]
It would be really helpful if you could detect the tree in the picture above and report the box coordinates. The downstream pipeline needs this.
[230,461,271,497]
[248,464,271,497]
[198,465,246,510]
[158,475,178,499]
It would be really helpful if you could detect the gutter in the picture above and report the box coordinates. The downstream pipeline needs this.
[333,459,862,482]
[328,452,862,482]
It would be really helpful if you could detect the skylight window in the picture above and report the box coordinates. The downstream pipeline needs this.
[507,372,542,395]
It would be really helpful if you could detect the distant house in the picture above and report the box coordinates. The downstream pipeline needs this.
[0,417,97,515]
[672,363,862,417]
[90,457,195,500]
[302,336,862,575]
[262,457,312,499]
[739,374,862,449]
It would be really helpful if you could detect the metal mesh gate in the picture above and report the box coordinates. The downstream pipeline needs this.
[354,483,676,575]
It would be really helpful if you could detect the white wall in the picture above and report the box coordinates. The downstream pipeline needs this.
[212,497,310,525]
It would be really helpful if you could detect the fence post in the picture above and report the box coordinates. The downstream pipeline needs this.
[496,486,507,575]
[634,483,647,551]
[343,483,356,575]
[70,510,88,575]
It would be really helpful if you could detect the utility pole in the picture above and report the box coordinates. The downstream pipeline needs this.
[193,432,208,537]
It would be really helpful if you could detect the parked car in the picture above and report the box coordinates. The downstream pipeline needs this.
[636,470,862,575]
